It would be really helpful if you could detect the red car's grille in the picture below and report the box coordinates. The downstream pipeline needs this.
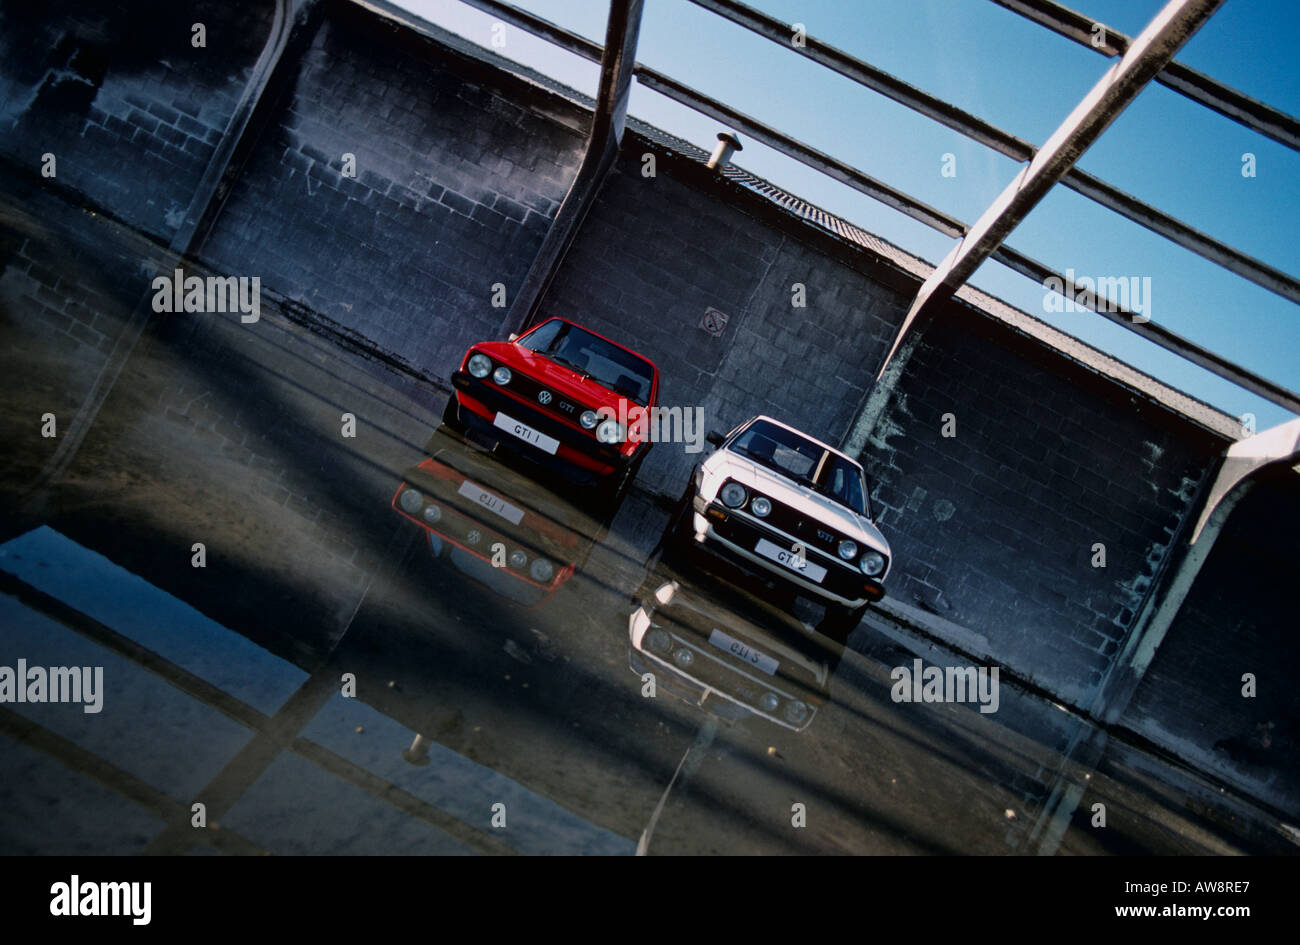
[505,371,593,426]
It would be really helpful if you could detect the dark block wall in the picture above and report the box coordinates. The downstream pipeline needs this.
[1124,467,1300,813]
[0,0,274,241]
[201,1,587,380]
[861,308,1227,706]
[540,149,909,498]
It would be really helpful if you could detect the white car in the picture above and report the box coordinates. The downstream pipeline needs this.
[662,415,891,640]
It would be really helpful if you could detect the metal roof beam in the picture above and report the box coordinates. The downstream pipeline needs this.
[987,246,1300,414]
[685,0,1300,304]
[880,0,1227,377]
[441,0,1299,411]
[456,0,603,61]
[687,0,1036,162]
[498,0,645,336]
[633,66,967,238]
[990,0,1300,152]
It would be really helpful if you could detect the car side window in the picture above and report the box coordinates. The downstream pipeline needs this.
[825,461,869,517]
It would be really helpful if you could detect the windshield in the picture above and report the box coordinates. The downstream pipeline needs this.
[730,419,870,517]
[518,318,654,405]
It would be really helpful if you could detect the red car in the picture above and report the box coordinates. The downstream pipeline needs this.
[444,316,659,502]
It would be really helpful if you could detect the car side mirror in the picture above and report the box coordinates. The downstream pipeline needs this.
[705,431,725,448]
[507,332,519,342]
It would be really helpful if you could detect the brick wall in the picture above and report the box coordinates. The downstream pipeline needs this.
[200,0,587,381]
[0,0,274,241]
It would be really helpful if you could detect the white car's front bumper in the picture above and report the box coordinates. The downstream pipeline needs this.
[690,510,871,610]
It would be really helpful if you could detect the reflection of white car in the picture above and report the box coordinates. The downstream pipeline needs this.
[628,575,831,732]
[665,415,892,639]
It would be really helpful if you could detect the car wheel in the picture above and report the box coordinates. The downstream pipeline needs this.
[661,472,699,549]
[818,602,868,645]
[599,447,647,516]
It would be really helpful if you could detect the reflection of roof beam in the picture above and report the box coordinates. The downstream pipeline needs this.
[879,0,1227,378]
[990,0,1300,152]
[686,0,1300,304]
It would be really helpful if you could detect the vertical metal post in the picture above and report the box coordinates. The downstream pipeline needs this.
[498,0,645,338]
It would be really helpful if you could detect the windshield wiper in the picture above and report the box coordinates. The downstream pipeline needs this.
[547,353,591,379]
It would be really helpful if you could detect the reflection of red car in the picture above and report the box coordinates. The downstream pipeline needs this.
[391,429,605,607]
[444,317,659,501]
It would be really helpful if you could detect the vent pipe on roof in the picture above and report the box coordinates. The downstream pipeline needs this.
[707,131,743,170]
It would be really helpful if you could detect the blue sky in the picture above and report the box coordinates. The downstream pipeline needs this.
[395,0,1299,430]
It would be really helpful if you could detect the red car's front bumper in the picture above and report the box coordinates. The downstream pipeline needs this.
[450,371,639,479]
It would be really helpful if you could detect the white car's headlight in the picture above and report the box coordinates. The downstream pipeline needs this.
[751,496,771,517]
[860,551,886,576]
[580,410,598,430]
[838,539,858,561]
[492,366,512,385]
[720,482,747,508]
[467,353,492,378]
[784,700,809,725]
[758,692,780,713]
[596,419,624,443]
[673,648,694,668]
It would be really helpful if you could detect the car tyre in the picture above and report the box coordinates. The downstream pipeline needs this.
[818,602,868,646]
[597,446,649,518]
[441,395,466,435]
[655,472,697,560]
